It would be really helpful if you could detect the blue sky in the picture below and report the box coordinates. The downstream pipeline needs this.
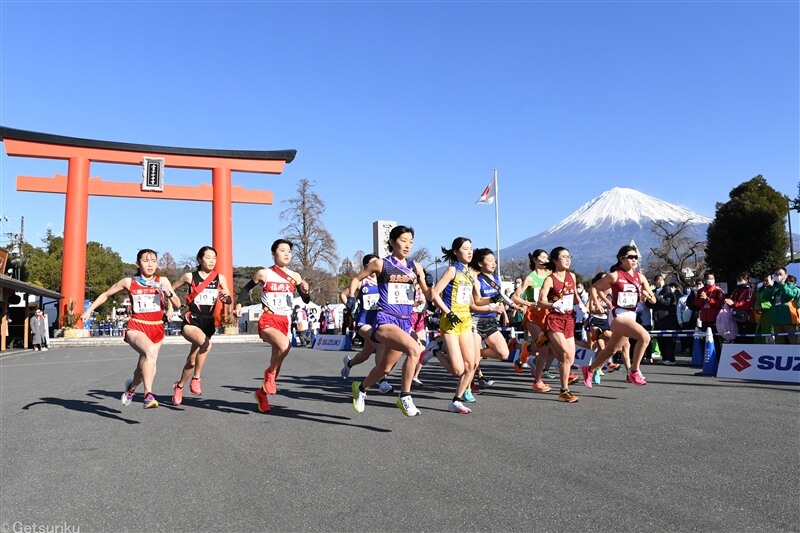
[1,1,798,273]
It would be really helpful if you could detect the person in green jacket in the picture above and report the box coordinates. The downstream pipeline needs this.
[762,267,800,345]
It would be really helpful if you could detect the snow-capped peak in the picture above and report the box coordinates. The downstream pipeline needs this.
[545,187,712,234]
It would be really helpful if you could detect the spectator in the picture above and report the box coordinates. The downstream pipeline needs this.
[31,309,48,351]
[650,282,679,364]
[754,273,775,344]
[725,272,756,344]
[691,271,726,357]
[762,268,800,345]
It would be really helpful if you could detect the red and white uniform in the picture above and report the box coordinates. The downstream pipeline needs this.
[258,266,299,336]
[610,269,641,320]
[127,276,166,343]
[544,272,576,337]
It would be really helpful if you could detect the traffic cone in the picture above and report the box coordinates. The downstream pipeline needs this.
[696,327,718,376]
[690,328,703,367]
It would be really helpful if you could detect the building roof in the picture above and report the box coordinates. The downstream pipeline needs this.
[0,276,62,300]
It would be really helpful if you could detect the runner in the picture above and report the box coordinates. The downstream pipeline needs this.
[469,248,510,389]
[431,237,490,414]
[235,239,312,414]
[350,225,431,417]
[169,246,232,406]
[80,249,181,409]
[511,249,555,392]
[581,245,657,388]
[538,247,584,403]
[340,254,394,394]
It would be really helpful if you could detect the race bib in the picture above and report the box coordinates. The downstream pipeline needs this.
[456,283,472,305]
[532,287,541,303]
[616,291,638,308]
[558,294,573,310]
[265,293,293,314]
[195,288,218,306]
[388,283,414,305]
[363,293,380,310]
[132,293,160,313]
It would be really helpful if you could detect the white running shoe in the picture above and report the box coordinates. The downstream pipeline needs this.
[340,355,351,379]
[448,400,471,414]
[352,381,366,413]
[121,378,134,406]
[411,377,424,388]
[378,380,394,394]
[396,395,420,416]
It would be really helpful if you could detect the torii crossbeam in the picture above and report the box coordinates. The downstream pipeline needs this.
[1,127,296,326]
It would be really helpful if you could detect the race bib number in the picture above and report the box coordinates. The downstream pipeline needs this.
[558,294,573,310]
[388,283,414,305]
[616,291,638,308]
[132,293,160,313]
[532,287,541,303]
[456,283,472,305]
[194,288,218,306]
[363,293,380,310]
[266,293,293,314]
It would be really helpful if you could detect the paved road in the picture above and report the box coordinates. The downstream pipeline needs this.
[1,342,798,533]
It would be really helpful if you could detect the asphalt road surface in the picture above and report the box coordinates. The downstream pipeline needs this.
[1,342,798,533]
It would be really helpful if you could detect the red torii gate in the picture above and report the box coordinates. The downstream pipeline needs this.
[0,127,296,326]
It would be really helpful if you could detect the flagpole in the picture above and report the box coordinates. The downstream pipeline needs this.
[493,169,501,279]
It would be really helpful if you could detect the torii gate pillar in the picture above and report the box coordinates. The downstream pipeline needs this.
[1,127,296,326]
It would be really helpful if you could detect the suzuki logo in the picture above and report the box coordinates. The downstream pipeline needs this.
[731,350,752,372]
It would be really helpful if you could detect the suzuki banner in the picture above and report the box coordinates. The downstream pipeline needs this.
[717,344,800,384]
[313,334,351,351]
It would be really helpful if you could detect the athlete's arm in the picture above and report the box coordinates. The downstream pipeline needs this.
[431,266,456,314]
[235,269,265,316]
[80,277,132,322]
[217,273,233,305]
[512,276,534,307]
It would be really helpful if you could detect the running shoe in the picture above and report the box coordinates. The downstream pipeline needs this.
[542,371,557,379]
[581,365,593,389]
[448,400,472,414]
[531,380,552,393]
[254,386,271,413]
[421,340,441,365]
[558,390,579,403]
[463,388,477,403]
[411,377,424,388]
[597,368,605,377]
[340,355,352,379]
[190,377,202,395]
[627,369,647,386]
[607,363,621,372]
[377,380,394,394]
[396,395,420,417]
[593,369,602,385]
[352,381,366,413]
[568,374,579,385]
[477,377,495,389]
[521,362,531,370]
[662,360,677,366]
[121,378,135,407]
[514,360,524,374]
[143,393,159,409]
[263,368,277,395]
[172,382,183,406]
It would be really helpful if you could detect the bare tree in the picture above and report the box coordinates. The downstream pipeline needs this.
[279,179,338,303]
[409,246,432,266]
[647,220,706,288]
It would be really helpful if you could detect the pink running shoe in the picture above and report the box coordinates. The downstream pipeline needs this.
[190,377,202,395]
[172,382,184,406]
[448,400,472,414]
[581,365,593,389]
[628,369,647,386]
[263,369,277,395]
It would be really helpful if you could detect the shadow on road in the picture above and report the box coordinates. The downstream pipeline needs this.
[21,396,140,425]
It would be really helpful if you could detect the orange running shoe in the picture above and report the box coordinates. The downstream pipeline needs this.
[172,382,184,406]
[255,386,271,413]
[264,369,277,394]
[531,380,552,393]
[558,390,579,403]
[190,377,202,395]
[568,374,580,385]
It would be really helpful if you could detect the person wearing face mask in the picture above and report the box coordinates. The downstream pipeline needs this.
[650,282,679,364]
[761,268,800,345]
[694,272,726,359]
[725,273,755,344]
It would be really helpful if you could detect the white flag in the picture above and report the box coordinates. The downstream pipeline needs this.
[475,178,495,205]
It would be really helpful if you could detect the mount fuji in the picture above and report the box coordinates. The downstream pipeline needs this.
[500,187,712,276]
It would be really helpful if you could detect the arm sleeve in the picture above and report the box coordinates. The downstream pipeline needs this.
[237,280,258,305]
[297,284,311,304]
